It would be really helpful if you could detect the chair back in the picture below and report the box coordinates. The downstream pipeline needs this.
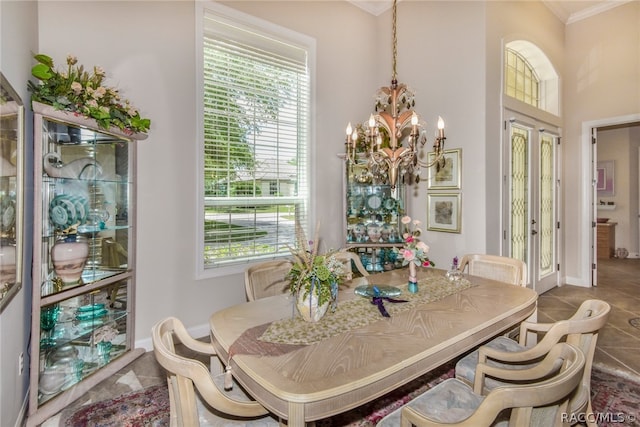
[151,317,269,426]
[244,259,293,301]
[402,342,585,427]
[500,342,586,426]
[539,299,610,416]
[459,253,527,287]
[334,250,369,278]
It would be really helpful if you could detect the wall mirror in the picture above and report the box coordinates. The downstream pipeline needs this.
[0,72,24,312]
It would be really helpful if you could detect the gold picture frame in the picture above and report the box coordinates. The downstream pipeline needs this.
[427,148,461,190]
[427,193,461,233]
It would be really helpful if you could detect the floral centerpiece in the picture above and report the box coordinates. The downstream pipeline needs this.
[395,215,434,268]
[28,53,151,134]
[287,223,346,321]
[393,215,434,293]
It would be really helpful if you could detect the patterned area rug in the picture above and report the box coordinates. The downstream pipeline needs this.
[60,383,169,427]
[59,365,640,426]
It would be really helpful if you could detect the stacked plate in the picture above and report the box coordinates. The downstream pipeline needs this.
[49,194,89,230]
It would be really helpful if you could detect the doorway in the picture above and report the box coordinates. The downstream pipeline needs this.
[583,114,640,286]
[503,110,560,294]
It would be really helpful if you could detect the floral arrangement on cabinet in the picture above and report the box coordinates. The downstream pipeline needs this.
[286,223,347,309]
[28,53,151,134]
[394,215,434,268]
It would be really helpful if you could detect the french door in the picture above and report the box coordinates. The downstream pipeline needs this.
[504,110,560,294]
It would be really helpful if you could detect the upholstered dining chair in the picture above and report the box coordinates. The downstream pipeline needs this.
[377,342,586,427]
[244,259,293,301]
[151,316,280,426]
[334,249,369,279]
[458,254,527,287]
[454,299,610,427]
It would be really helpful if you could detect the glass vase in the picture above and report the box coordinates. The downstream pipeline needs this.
[408,262,418,293]
[295,279,329,322]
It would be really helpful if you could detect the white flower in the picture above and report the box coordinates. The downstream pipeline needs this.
[71,82,82,95]
[93,86,107,99]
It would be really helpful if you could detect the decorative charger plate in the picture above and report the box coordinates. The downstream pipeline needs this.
[366,193,383,210]
[355,285,402,298]
[49,194,77,229]
[383,197,397,211]
[0,197,15,228]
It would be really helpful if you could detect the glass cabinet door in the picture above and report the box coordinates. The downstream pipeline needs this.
[39,118,131,295]
[38,281,129,404]
[344,160,406,273]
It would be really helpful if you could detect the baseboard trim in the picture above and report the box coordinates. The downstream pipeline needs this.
[135,322,210,351]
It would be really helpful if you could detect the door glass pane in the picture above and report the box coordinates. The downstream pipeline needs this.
[539,134,555,275]
[511,126,528,262]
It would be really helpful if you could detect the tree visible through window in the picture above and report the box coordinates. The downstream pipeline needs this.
[200,8,310,269]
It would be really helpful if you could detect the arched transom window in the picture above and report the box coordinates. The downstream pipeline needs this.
[504,40,559,116]
[505,48,540,107]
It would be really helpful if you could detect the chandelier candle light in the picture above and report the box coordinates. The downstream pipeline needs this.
[344,0,446,195]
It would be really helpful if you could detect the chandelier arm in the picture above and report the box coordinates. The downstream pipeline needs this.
[415,149,446,168]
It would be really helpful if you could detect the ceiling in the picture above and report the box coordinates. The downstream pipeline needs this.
[348,1,632,24]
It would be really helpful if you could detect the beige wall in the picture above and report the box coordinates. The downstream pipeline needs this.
[0,1,38,425]
[563,1,640,284]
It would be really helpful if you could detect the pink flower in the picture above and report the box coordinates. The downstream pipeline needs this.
[402,249,416,261]
[401,216,412,225]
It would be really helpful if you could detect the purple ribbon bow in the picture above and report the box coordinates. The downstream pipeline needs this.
[370,286,408,317]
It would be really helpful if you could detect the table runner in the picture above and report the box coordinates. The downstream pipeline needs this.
[258,275,473,345]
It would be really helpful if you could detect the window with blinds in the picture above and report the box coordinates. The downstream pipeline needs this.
[201,8,311,269]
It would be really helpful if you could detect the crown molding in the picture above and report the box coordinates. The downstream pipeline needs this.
[347,0,394,16]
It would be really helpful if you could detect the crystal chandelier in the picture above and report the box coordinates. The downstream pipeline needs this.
[344,0,446,194]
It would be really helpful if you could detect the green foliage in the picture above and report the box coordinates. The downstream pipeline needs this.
[28,53,151,134]
[230,181,261,197]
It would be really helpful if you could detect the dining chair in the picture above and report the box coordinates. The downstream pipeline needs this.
[377,342,586,427]
[458,253,529,340]
[458,254,527,287]
[151,316,280,426]
[244,259,293,301]
[334,249,370,279]
[455,299,610,427]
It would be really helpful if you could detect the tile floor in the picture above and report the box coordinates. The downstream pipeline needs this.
[40,257,640,425]
[538,257,640,377]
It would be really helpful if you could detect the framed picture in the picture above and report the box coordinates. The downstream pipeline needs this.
[596,160,615,196]
[427,148,461,190]
[427,193,461,233]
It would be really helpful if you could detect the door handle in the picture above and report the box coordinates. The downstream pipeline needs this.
[531,229,538,235]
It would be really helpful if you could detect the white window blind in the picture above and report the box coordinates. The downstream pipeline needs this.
[201,10,310,268]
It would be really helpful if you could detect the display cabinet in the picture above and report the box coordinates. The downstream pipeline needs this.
[27,103,146,426]
[343,159,406,273]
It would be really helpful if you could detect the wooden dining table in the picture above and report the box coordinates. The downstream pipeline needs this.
[209,267,537,426]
